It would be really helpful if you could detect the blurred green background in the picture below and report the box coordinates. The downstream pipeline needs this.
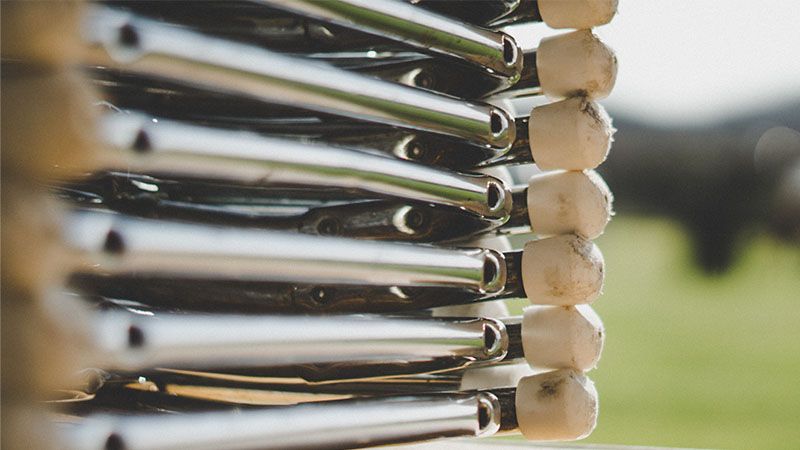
[509,217,800,449]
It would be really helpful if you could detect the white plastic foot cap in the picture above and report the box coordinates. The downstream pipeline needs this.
[537,30,618,100]
[521,305,604,370]
[515,369,598,441]
[527,170,613,239]
[521,234,605,306]
[538,0,619,29]
[530,97,614,171]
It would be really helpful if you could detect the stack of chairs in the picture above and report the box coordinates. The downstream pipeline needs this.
[1,1,619,448]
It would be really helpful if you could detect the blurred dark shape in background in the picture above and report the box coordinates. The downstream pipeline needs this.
[599,100,800,273]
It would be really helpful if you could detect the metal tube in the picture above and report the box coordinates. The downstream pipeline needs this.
[100,113,512,220]
[82,6,515,149]
[87,67,509,169]
[416,0,524,27]
[63,210,507,294]
[260,0,523,79]
[83,310,508,372]
[297,48,542,99]
[88,67,515,167]
[59,392,500,450]
[487,0,542,27]
[55,174,500,243]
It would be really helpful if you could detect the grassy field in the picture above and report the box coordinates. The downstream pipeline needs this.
[508,217,800,449]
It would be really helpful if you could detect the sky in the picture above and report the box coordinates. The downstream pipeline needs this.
[510,0,800,125]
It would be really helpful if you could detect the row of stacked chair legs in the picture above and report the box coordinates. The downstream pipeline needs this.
[2,1,619,448]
